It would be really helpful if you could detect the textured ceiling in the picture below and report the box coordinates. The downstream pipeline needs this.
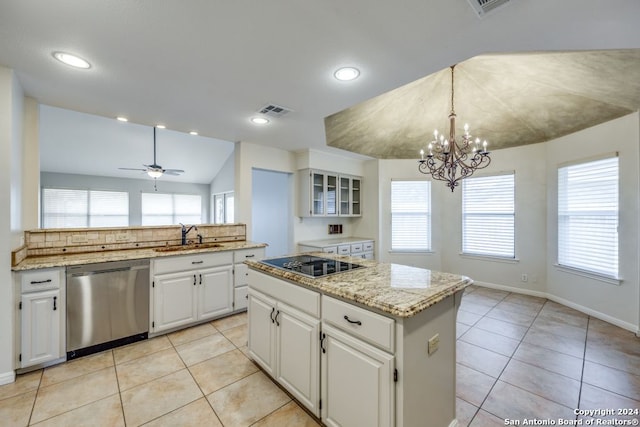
[325,50,640,158]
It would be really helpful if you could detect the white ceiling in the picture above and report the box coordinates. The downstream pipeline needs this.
[39,105,235,184]
[1,0,639,166]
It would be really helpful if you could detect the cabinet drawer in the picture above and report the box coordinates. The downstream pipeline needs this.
[363,241,374,251]
[337,245,350,255]
[350,243,363,253]
[322,295,394,352]
[20,268,62,293]
[234,263,249,287]
[322,246,338,254]
[154,251,233,275]
[248,270,320,318]
[234,247,265,263]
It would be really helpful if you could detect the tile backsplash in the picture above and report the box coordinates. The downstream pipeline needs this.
[20,224,247,258]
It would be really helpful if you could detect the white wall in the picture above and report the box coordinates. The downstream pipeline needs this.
[22,97,39,230]
[210,150,235,195]
[252,169,292,257]
[546,113,639,331]
[41,172,211,226]
[0,66,21,384]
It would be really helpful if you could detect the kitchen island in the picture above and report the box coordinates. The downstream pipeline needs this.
[245,254,472,427]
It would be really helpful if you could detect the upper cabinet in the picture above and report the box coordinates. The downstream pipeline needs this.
[299,169,362,218]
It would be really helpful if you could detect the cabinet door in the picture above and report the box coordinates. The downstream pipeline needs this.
[153,272,197,333]
[351,178,361,216]
[234,285,248,311]
[248,291,277,376]
[326,174,338,216]
[198,265,233,320]
[21,290,61,367]
[339,176,351,215]
[275,303,320,417]
[312,171,325,215]
[321,324,394,427]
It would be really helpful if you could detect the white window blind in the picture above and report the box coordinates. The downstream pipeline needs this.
[42,188,129,228]
[462,173,515,258]
[142,193,202,225]
[391,180,431,251]
[558,156,618,278]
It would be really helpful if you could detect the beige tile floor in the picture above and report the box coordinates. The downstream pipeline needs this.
[1,287,639,426]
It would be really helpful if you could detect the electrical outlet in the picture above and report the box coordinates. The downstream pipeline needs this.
[428,334,440,355]
[521,273,528,282]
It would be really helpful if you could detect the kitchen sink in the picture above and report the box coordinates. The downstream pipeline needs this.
[154,243,224,252]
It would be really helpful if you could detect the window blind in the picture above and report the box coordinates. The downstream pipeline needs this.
[462,173,515,258]
[558,156,618,278]
[42,188,129,228]
[142,193,202,225]
[391,180,431,251]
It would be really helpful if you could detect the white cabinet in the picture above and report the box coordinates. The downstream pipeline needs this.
[298,239,375,260]
[152,252,233,333]
[248,271,321,417]
[321,324,394,427]
[299,169,361,218]
[16,268,65,369]
[233,247,265,312]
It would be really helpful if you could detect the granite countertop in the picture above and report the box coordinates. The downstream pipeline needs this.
[246,254,472,318]
[12,241,267,271]
[297,237,374,247]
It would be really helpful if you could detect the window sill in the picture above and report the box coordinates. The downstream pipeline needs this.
[389,250,435,255]
[554,264,622,286]
[459,253,520,264]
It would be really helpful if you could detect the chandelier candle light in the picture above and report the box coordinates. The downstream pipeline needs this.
[418,65,491,191]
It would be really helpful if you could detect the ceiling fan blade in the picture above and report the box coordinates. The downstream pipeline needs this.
[163,169,184,176]
[118,167,147,172]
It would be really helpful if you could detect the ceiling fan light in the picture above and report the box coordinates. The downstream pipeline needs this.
[147,169,163,178]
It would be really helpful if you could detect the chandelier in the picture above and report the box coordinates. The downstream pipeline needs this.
[418,65,491,191]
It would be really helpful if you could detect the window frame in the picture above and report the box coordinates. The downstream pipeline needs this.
[390,179,432,252]
[41,187,130,229]
[556,154,620,282]
[461,172,516,260]
[212,191,235,224]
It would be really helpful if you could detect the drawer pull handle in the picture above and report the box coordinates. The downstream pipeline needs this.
[270,307,275,323]
[344,315,362,326]
[245,254,255,258]
[191,261,204,264]
[53,296,57,311]
[30,279,52,285]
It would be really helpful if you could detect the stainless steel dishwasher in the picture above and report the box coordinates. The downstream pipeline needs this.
[66,259,149,359]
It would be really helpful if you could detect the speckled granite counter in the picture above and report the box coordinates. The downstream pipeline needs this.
[13,241,267,271]
[246,254,472,318]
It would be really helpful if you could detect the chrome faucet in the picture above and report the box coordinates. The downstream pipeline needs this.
[180,223,198,245]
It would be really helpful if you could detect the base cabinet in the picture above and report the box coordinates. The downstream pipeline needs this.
[321,325,394,427]
[16,267,66,369]
[248,288,320,417]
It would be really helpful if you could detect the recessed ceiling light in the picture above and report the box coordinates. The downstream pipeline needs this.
[334,67,360,81]
[251,117,270,125]
[189,131,198,136]
[52,51,91,69]
[116,116,128,122]
[156,124,166,129]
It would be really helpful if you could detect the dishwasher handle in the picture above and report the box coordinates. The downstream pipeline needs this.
[68,264,148,277]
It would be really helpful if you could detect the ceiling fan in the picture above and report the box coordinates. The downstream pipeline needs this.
[118,127,185,178]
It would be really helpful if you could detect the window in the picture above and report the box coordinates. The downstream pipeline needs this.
[558,156,618,278]
[42,188,129,228]
[391,180,431,251]
[141,193,202,225]
[213,191,234,224]
[462,173,515,258]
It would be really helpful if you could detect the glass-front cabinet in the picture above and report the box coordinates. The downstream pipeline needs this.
[300,169,362,217]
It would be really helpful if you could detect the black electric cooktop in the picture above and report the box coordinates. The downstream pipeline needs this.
[260,255,365,278]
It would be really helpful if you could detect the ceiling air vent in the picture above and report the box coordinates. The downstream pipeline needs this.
[467,0,511,17]
[258,104,293,118]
